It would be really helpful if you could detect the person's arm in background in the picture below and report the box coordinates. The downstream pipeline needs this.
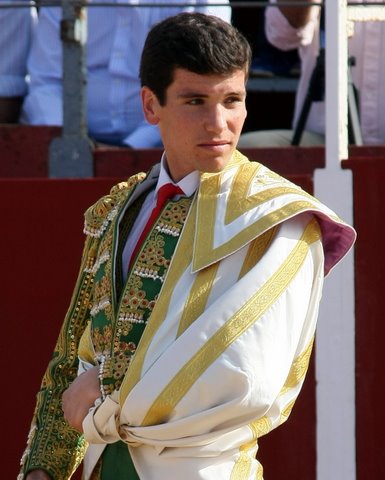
[265,0,320,50]
[122,121,162,149]
[0,2,36,123]
[276,0,315,28]
[19,7,63,125]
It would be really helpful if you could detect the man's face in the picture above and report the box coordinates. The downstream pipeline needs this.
[142,68,247,182]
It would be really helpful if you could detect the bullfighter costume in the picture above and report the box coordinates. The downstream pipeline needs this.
[19,151,356,479]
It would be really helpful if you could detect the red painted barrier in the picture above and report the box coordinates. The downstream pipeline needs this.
[3,125,385,478]
[1,126,322,479]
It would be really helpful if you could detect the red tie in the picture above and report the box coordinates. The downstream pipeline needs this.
[129,183,184,267]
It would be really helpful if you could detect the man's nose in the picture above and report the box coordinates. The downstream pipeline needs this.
[205,106,226,133]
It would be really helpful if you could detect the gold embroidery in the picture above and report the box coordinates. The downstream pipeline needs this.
[228,162,263,217]
[280,399,296,423]
[256,462,264,480]
[194,199,322,272]
[238,226,278,279]
[140,222,313,427]
[226,162,302,223]
[93,324,113,358]
[84,176,143,238]
[194,152,325,272]
[249,416,272,439]
[177,262,219,338]
[19,240,94,478]
[78,321,95,364]
[279,337,315,396]
[195,173,220,267]
[230,441,256,480]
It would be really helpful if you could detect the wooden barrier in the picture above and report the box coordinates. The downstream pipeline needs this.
[0,126,322,479]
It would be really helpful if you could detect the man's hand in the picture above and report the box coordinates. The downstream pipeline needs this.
[62,366,101,433]
[276,0,319,29]
[24,469,52,480]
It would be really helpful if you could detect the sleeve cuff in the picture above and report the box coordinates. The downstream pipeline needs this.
[83,393,122,444]
[123,123,162,149]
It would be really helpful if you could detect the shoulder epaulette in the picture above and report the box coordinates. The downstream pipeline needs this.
[84,172,147,238]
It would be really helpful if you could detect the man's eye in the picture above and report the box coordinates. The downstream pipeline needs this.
[225,96,242,104]
[188,98,204,105]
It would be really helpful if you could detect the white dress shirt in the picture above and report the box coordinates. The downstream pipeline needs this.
[266,0,385,145]
[20,0,231,148]
[0,2,36,97]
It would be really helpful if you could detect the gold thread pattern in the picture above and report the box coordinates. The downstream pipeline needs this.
[256,462,264,480]
[280,399,296,424]
[194,151,331,272]
[194,199,322,271]
[19,239,95,479]
[238,226,278,279]
[279,337,315,397]
[230,441,256,480]
[84,174,144,238]
[225,162,310,225]
[176,262,219,338]
[249,416,272,440]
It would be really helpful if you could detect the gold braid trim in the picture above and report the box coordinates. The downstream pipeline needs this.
[84,173,146,238]
[19,238,95,479]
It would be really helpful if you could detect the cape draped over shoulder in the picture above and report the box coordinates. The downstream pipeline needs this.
[81,151,355,479]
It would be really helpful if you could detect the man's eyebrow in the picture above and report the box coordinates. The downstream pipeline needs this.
[177,92,208,99]
[177,90,246,99]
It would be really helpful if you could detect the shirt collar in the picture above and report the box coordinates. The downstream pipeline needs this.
[156,153,200,197]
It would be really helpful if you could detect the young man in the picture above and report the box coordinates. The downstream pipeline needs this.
[19,12,356,480]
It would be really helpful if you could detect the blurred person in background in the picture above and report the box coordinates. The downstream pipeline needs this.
[239,0,385,147]
[20,0,230,148]
[0,1,36,123]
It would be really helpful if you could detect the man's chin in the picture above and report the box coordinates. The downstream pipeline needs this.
[201,155,233,174]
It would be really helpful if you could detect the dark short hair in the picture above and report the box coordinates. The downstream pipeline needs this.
[140,12,252,105]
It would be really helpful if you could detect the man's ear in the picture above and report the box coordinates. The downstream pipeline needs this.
[141,86,160,125]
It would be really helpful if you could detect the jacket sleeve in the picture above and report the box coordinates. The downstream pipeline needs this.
[19,234,98,480]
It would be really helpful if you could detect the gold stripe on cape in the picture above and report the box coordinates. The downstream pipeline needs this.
[140,219,320,427]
